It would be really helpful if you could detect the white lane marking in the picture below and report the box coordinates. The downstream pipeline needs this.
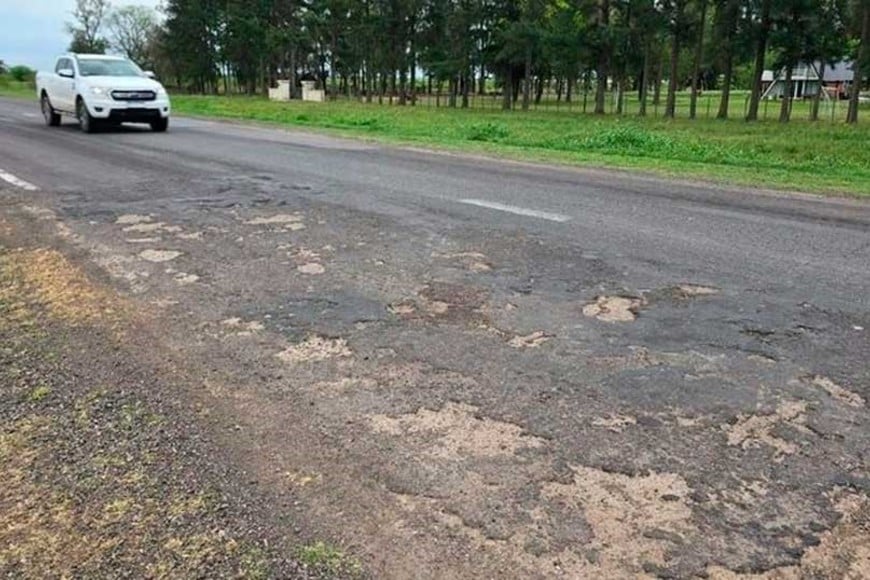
[22,112,38,118]
[0,169,39,191]
[459,198,571,223]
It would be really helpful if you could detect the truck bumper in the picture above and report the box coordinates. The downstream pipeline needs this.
[85,97,171,122]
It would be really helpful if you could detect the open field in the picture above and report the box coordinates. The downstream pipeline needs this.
[171,95,870,196]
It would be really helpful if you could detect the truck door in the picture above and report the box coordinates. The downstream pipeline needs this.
[53,58,76,112]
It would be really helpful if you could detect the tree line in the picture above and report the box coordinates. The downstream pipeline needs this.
[68,0,870,122]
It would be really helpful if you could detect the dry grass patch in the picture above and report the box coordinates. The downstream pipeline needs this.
[0,248,125,326]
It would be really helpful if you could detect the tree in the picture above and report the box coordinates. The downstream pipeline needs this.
[847,0,870,123]
[713,0,744,119]
[106,5,159,66]
[162,0,221,93]
[688,0,708,119]
[0,60,8,76]
[662,0,688,118]
[593,0,611,114]
[67,0,111,54]
[746,0,773,121]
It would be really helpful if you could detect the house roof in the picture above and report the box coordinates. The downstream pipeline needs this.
[822,61,853,82]
[766,61,854,83]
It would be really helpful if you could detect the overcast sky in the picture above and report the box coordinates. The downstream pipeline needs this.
[0,0,161,70]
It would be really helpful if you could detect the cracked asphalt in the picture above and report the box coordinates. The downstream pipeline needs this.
[1,96,869,579]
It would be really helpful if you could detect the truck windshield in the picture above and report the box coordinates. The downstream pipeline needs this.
[78,58,143,77]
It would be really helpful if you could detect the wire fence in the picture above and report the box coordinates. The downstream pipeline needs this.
[329,88,865,123]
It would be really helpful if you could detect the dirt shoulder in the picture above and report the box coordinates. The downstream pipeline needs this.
[0,216,357,578]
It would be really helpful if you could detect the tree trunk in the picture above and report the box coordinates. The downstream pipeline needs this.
[566,73,574,103]
[665,26,681,118]
[811,60,826,121]
[717,50,734,118]
[410,48,417,105]
[639,43,650,116]
[747,0,772,121]
[535,75,545,104]
[583,71,590,112]
[522,47,532,111]
[330,32,338,100]
[779,65,793,122]
[462,71,470,108]
[479,66,486,95]
[399,66,408,106]
[616,78,624,114]
[847,2,869,124]
[653,55,663,106]
[502,68,513,110]
[595,0,610,114]
[689,0,708,119]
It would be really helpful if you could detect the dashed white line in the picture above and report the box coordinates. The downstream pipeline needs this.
[0,168,39,191]
[459,198,570,223]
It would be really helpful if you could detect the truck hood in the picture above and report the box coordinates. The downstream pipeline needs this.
[82,76,165,91]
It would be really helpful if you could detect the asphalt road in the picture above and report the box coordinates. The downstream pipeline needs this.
[1,96,869,579]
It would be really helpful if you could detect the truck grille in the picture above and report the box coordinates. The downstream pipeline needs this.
[111,90,156,102]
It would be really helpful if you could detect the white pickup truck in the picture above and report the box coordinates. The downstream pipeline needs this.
[36,53,171,133]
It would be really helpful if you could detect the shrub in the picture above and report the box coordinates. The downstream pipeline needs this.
[466,121,510,142]
[10,65,35,82]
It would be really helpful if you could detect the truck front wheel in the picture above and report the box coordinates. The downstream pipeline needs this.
[76,98,97,133]
[150,118,169,133]
[41,94,61,127]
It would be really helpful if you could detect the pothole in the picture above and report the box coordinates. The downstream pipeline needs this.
[417,282,488,319]
[591,414,637,432]
[369,402,545,460]
[123,222,182,234]
[138,250,182,263]
[508,331,553,349]
[221,317,264,335]
[542,465,694,576]
[807,375,865,408]
[725,401,809,457]
[582,296,644,322]
[388,302,416,317]
[434,251,493,273]
[297,262,326,275]
[244,213,304,226]
[114,214,152,225]
[276,335,352,364]
[673,284,719,299]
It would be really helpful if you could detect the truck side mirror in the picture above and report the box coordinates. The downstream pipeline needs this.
[143,71,156,79]
[58,68,75,79]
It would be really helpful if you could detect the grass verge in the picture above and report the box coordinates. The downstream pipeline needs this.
[170,95,870,197]
[0,245,317,578]
[0,78,33,99]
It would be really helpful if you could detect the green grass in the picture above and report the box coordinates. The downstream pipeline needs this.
[296,541,362,577]
[0,77,35,99]
[172,94,870,196]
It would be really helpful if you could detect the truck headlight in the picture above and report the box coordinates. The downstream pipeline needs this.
[90,87,107,96]
[156,86,168,97]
